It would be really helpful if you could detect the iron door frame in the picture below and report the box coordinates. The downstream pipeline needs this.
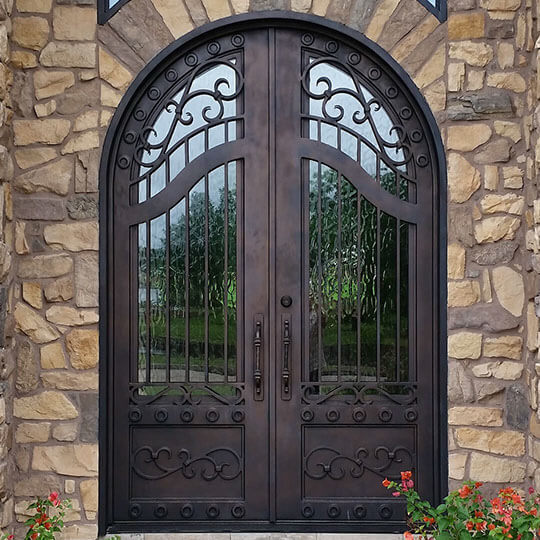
[99,11,447,535]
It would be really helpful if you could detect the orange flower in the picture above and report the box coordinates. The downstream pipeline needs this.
[466,521,474,531]
[401,471,412,481]
[382,478,390,488]
[423,516,435,525]
[459,485,472,498]
[488,524,496,531]
[404,532,414,540]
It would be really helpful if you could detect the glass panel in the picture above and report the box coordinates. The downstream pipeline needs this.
[138,179,147,204]
[138,223,147,382]
[149,213,167,382]
[170,199,186,382]
[189,178,206,382]
[169,144,185,181]
[321,122,338,149]
[226,162,237,382]
[380,160,397,196]
[209,124,226,149]
[150,162,166,197]
[188,131,205,162]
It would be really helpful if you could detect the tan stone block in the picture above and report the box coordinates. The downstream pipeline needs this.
[15,222,29,255]
[492,266,524,316]
[40,42,96,68]
[14,303,59,344]
[56,524,98,540]
[448,62,465,92]
[447,124,492,152]
[15,422,50,443]
[80,479,97,513]
[497,42,514,69]
[40,342,66,369]
[98,48,132,92]
[45,306,98,326]
[447,153,481,203]
[14,391,78,420]
[527,301,538,351]
[503,166,524,188]
[44,276,74,302]
[12,17,49,51]
[423,80,446,112]
[34,100,56,118]
[100,110,113,127]
[474,216,520,243]
[480,0,521,10]
[152,0,193,38]
[448,331,482,359]
[201,0,231,19]
[466,69,485,91]
[469,453,525,482]
[472,360,523,380]
[52,422,78,442]
[448,281,481,307]
[15,158,72,196]
[73,110,99,132]
[484,166,498,190]
[230,0,249,12]
[53,6,96,40]
[482,269,492,303]
[66,328,98,369]
[18,254,72,279]
[414,44,445,89]
[494,121,521,143]
[22,282,42,310]
[456,427,525,456]
[391,16,439,64]
[75,253,98,307]
[41,371,98,390]
[449,453,467,480]
[292,0,311,10]
[448,243,465,279]
[479,193,524,215]
[65,480,76,495]
[14,148,58,170]
[32,444,97,476]
[365,0,400,42]
[448,11,485,39]
[101,83,122,108]
[17,0,52,12]
[11,50,38,69]
[448,406,503,426]
[487,72,527,93]
[484,335,522,360]
[449,41,493,67]
[33,70,75,100]
[13,119,70,146]
[44,222,98,252]
[61,131,99,155]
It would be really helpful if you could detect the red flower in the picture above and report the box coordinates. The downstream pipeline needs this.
[423,516,435,525]
[392,492,400,497]
[401,471,412,481]
[31,534,38,540]
[459,485,472,498]
[382,478,390,488]
[529,487,535,495]
[48,491,60,507]
[404,532,414,540]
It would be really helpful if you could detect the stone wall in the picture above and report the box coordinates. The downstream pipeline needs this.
[4,0,540,537]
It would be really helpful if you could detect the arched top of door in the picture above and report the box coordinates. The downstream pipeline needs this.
[100,11,446,216]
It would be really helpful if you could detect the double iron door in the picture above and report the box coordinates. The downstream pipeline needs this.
[106,20,441,533]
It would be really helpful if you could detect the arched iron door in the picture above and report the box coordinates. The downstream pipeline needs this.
[100,13,446,535]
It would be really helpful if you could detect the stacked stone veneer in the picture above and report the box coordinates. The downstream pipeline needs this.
[3,0,540,537]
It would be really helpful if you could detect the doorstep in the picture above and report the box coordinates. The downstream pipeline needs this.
[110,534,404,539]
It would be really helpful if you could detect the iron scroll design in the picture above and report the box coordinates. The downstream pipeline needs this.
[304,445,414,481]
[301,383,417,406]
[132,56,244,180]
[133,446,242,481]
[301,56,413,169]
[130,383,245,406]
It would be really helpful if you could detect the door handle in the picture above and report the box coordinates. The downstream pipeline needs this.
[282,316,291,400]
[253,315,263,401]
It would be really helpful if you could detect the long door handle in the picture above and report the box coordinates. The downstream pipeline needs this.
[282,317,291,400]
[253,315,263,401]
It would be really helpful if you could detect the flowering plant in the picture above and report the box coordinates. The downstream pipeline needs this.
[383,472,540,539]
[0,492,72,540]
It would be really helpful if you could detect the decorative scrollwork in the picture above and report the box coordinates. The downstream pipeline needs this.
[133,446,242,481]
[301,383,417,406]
[132,58,244,175]
[301,56,413,168]
[304,445,413,481]
[130,383,245,406]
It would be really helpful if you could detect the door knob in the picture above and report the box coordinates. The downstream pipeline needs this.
[280,295,292,308]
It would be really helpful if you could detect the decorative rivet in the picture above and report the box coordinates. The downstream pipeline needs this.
[148,87,161,100]
[410,129,422,142]
[129,504,142,518]
[416,154,429,167]
[405,408,418,422]
[368,67,381,80]
[133,109,146,121]
[180,503,193,519]
[378,408,392,422]
[206,408,220,422]
[231,408,245,423]
[181,408,194,423]
[124,131,136,144]
[207,42,221,55]
[165,69,178,82]
[185,53,198,66]
[352,407,366,423]
[327,504,341,518]
[347,52,361,65]
[154,505,167,518]
[325,40,339,53]
[302,504,314,518]
[301,409,314,422]
[154,408,168,422]
[117,155,130,169]
[206,504,220,519]
[231,504,245,519]
[400,106,412,120]
[385,87,398,99]
[301,33,314,46]
[354,504,367,519]
[326,409,340,422]
[129,408,142,422]
[379,504,393,520]
[231,34,244,47]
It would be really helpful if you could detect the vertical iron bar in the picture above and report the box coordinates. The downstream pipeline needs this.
[204,173,209,383]
[166,209,171,383]
[145,220,151,384]
[376,159,381,382]
[337,173,342,383]
[396,218,401,383]
[317,161,323,381]
[185,197,190,382]
[224,163,229,383]
[357,195,362,383]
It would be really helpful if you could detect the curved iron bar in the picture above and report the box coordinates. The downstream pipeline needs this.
[130,383,245,406]
[133,445,242,481]
[301,383,417,406]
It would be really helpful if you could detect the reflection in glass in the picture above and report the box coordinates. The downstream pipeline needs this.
[137,162,239,385]
[307,160,409,386]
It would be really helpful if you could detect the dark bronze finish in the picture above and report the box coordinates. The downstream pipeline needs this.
[99,12,446,535]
